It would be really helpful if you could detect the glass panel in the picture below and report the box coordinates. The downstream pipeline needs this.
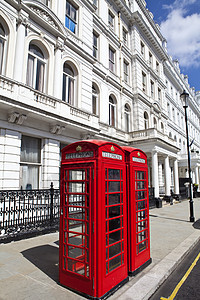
[109,181,120,192]
[21,136,41,163]
[68,246,85,259]
[136,181,145,189]
[136,171,145,180]
[36,60,44,92]
[68,207,85,220]
[137,210,146,221]
[68,232,85,246]
[137,230,147,243]
[108,169,120,180]
[137,191,145,200]
[109,255,121,272]
[109,242,121,258]
[109,230,121,245]
[109,193,120,205]
[109,206,121,218]
[69,170,85,180]
[137,220,147,231]
[67,258,85,275]
[68,219,84,230]
[68,182,85,193]
[68,194,85,206]
[137,200,146,210]
[109,218,121,231]
[137,241,147,254]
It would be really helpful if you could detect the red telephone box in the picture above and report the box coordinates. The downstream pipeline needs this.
[59,140,128,299]
[122,146,151,275]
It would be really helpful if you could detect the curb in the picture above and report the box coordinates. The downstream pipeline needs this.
[115,231,200,300]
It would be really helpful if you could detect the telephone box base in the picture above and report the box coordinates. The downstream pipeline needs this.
[128,258,152,277]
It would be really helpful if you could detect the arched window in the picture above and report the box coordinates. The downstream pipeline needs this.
[92,83,99,115]
[0,23,6,74]
[144,112,149,129]
[62,63,75,105]
[109,96,116,127]
[26,43,45,92]
[124,103,131,132]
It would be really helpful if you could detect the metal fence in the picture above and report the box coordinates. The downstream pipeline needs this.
[0,183,60,241]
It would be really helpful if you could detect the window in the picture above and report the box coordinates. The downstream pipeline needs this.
[141,41,145,58]
[153,117,157,129]
[26,43,45,92]
[65,1,77,34]
[167,103,170,117]
[62,63,75,105]
[144,112,149,129]
[20,136,41,190]
[93,31,98,59]
[0,23,6,74]
[150,80,154,98]
[108,10,115,29]
[142,72,146,92]
[123,60,129,83]
[92,83,98,115]
[161,122,164,133]
[122,27,128,45]
[149,52,152,67]
[109,96,116,127]
[93,0,97,7]
[124,104,131,132]
[158,88,161,101]
[109,47,115,72]
[156,61,159,73]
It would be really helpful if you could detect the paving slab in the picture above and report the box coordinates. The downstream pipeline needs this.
[0,198,200,300]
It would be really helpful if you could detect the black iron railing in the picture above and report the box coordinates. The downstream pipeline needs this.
[0,183,60,241]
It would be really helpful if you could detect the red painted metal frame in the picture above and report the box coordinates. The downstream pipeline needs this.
[59,140,128,299]
[122,146,151,275]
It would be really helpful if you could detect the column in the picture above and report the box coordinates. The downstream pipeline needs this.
[173,159,179,195]
[13,17,26,82]
[42,139,60,189]
[158,161,163,193]
[53,43,63,99]
[164,156,171,196]
[152,151,159,198]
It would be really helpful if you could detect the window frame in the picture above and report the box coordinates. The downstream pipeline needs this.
[109,46,115,73]
[65,0,78,34]
[109,96,116,127]
[93,31,99,59]
[62,62,76,105]
[108,10,115,30]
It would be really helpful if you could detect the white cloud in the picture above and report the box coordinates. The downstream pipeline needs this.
[160,0,200,68]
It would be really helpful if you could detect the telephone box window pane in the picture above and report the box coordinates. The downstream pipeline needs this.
[137,220,147,231]
[137,210,146,221]
[136,171,145,179]
[105,169,107,179]
[109,206,121,218]
[137,231,147,243]
[109,255,121,272]
[137,200,146,210]
[109,230,121,245]
[109,193,120,205]
[68,247,85,259]
[109,218,121,231]
[68,208,85,220]
[109,181,120,192]
[67,259,85,275]
[68,182,85,193]
[137,191,145,200]
[136,181,145,189]
[137,241,147,254]
[69,170,85,180]
[109,242,121,258]
[68,232,85,246]
[108,169,120,180]
[68,194,85,206]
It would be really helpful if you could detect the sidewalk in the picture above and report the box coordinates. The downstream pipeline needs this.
[0,198,200,300]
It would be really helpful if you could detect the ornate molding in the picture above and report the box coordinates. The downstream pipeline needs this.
[50,125,65,135]
[29,6,59,30]
[8,112,27,125]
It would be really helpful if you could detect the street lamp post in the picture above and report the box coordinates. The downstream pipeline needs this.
[180,90,195,222]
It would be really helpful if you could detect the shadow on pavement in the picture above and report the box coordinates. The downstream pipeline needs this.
[21,244,59,282]
[193,219,200,229]
[149,214,189,223]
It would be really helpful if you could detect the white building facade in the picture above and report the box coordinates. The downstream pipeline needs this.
[0,0,200,199]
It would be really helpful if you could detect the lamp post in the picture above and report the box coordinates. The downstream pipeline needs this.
[180,90,195,222]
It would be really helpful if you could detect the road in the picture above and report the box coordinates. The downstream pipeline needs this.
[149,239,200,300]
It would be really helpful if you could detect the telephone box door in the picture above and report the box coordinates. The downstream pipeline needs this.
[59,164,94,296]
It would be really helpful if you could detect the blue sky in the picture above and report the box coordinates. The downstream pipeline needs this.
[145,0,200,92]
